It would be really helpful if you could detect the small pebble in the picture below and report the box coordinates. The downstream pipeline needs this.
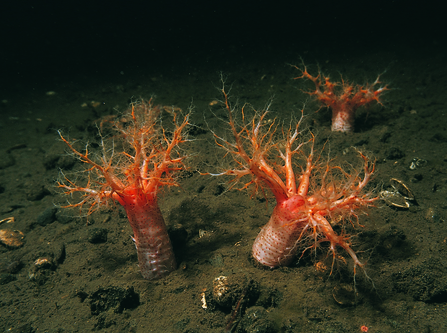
[37,207,58,226]
[425,207,442,222]
[88,228,108,244]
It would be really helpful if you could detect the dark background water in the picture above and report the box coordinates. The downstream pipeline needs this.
[2,1,444,90]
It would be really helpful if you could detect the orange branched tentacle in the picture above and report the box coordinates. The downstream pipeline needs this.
[216,86,288,202]
[58,99,189,215]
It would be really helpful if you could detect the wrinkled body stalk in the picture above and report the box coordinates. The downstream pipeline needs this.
[116,191,176,279]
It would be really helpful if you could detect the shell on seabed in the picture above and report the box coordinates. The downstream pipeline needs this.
[0,229,24,248]
[332,284,362,306]
[380,178,415,209]
[213,276,229,301]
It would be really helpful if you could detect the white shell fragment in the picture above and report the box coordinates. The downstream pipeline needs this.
[213,275,229,300]
[200,292,207,309]
[380,178,415,209]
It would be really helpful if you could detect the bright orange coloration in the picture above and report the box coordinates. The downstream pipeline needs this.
[294,64,387,132]
[212,84,377,274]
[58,100,189,280]
[360,325,369,332]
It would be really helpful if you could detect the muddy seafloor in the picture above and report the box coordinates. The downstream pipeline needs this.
[1,49,447,333]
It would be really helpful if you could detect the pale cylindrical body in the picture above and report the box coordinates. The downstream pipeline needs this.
[252,195,307,267]
[331,105,355,132]
[125,198,176,280]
